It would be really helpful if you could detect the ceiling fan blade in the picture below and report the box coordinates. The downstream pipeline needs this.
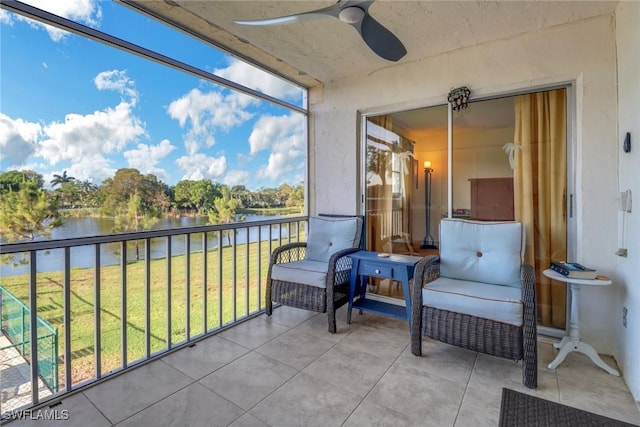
[357,13,407,61]
[234,4,340,26]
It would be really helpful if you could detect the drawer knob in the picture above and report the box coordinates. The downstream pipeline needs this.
[375,269,380,274]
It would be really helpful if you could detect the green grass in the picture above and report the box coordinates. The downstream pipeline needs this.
[0,231,304,387]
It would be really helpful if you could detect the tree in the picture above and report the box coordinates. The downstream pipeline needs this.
[0,181,62,264]
[284,183,304,212]
[50,170,75,188]
[0,170,44,193]
[100,168,170,217]
[173,179,219,213]
[112,193,158,260]
[207,187,243,246]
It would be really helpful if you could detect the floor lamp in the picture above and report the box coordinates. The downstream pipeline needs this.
[421,160,438,249]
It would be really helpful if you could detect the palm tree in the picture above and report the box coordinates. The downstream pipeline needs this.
[50,171,75,188]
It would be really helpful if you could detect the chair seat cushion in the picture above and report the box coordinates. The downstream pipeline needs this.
[271,260,334,288]
[422,277,523,326]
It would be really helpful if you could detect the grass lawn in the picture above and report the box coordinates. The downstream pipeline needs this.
[0,232,303,387]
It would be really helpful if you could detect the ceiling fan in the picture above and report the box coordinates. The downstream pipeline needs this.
[234,0,407,62]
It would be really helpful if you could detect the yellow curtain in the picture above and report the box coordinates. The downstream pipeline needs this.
[513,89,567,328]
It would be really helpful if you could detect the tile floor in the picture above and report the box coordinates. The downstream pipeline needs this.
[4,306,640,426]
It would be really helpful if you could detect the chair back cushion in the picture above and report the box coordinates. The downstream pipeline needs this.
[305,216,363,263]
[439,219,525,288]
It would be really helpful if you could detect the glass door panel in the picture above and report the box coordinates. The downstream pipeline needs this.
[451,90,567,329]
[363,89,568,329]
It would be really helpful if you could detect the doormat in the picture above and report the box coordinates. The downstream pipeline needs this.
[499,388,639,427]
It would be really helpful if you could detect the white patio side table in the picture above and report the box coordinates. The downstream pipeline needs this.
[542,269,619,376]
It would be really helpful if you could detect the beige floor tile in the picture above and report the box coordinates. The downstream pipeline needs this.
[554,350,629,392]
[343,398,415,427]
[536,340,558,368]
[266,306,319,328]
[470,353,560,402]
[4,393,110,427]
[303,342,394,397]
[228,412,270,427]
[161,336,250,379]
[454,384,502,427]
[365,362,466,426]
[250,372,361,427]
[558,369,640,424]
[395,338,476,384]
[218,316,290,349]
[199,351,297,411]
[364,314,411,332]
[82,360,193,424]
[255,328,335,370]
[294,310,367,343]
[341,324,409,360]
[115,382,244,427]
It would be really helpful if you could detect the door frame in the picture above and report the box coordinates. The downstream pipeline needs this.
[358,81,577,336]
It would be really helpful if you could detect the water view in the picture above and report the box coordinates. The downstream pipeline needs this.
[0,214,297,277]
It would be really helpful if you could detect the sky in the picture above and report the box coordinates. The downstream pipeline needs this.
[0,0,307,190]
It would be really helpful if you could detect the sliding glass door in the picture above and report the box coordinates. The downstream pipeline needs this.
[362,88,569,329]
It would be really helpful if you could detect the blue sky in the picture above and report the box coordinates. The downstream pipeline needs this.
[0,0,307,190]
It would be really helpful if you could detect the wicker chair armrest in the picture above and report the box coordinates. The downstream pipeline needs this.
[326,247,361,285]
[270,242,307,265]
[411,256,440,333]
[520,264,536,304]
[415,256,440,287]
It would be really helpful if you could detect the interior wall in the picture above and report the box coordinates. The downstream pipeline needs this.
[615,0,640,402]
[310,14,620,355]
[410,127,514,246]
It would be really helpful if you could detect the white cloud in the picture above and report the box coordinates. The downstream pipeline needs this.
[214,58,303,102]
[223,170,250,187]
[0,113,42,167]
[0,9,12,25]
[167,88,253,153]
[249,114,306,182]
[248,113,304,155]
[124,139,176,178]
[38,101,145,165]
[10,0,102,41]
[94,70,138,104]
[65,154,115,184]
[176,153,226,181]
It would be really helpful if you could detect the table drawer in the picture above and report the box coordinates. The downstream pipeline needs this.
[360,263,393,278]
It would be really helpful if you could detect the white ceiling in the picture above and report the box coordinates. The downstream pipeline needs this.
[124,0,617,87]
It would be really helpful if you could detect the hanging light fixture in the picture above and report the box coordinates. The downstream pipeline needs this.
[448,86,471,111]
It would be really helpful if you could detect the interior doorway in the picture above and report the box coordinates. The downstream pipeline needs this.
[363,88,569,330]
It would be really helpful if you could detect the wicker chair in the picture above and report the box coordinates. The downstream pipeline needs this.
[410,219,538,389]
[265,214,364,333]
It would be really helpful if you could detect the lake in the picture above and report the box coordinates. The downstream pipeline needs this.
[0,215,295,277]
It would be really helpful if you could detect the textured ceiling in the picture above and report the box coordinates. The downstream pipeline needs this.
[123,0,617,87]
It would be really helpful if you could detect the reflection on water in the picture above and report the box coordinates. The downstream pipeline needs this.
[0,215,296,277]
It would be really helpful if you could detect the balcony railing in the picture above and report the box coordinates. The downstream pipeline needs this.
[0,216,307,414]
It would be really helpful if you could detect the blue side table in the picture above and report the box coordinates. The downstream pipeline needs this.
[347,250,423,328]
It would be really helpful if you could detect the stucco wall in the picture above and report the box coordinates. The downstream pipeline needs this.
[615,0,640,402]
[310,14,620,354]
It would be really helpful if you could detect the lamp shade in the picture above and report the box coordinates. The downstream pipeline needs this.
[424,161,432,169]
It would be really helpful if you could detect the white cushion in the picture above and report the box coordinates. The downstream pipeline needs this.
[271,260,331,288]
[305,216,362,263]
[422,277,523,326]
[439,219,524,288]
